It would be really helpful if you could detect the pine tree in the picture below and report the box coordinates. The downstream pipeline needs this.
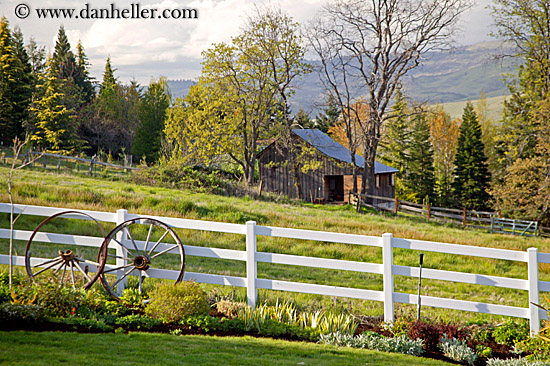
[101,57,117,91]
[131,77,169,163]
[315,95,340,133]
[378,88,412,199]
[452,102,491,210]
[26,36,46,86]
[11,27,33,133]
[51,26,77,80]
[406,112,435,203]
[75,41,94,103]
[0,18,31,144]
[30,59,79,152]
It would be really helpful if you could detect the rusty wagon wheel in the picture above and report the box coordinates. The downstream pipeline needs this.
[25,211,108,290]
[97,217,185,301]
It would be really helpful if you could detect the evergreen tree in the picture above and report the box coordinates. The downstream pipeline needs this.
[315,95,340,133]
[51,26,77,80]
[30,59,79,152]
[101,57,117,91]
[293,109,313,129]
[0,18,31,143]
[132,77,170,163]
[11,27,33,133]
[452,102,491,210]
[378,88,412,199]
[26,36,46,86]
[406,112,435,203]
[75,41,94,103]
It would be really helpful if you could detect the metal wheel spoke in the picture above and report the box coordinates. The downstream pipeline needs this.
[32,257,62,268]
[70,261,76,289]
[144,224,154,254]
[111,238,138,257]
[138,271,143,293]
[25,210,107,290]
[102,262,134,274]
[60,263,68,286]
[107,254,132,261]
[111,267,135,289]
[73,261,93,282]
[32,258,64,277]
[147,230,170,256]
[151,244,179,259]
[125,227,141,255]
[75,257,102,268]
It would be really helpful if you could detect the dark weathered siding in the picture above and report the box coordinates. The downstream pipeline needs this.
[258,138,395,203]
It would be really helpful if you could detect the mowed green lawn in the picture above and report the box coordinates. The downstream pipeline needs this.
[0,331,453,366]
[1,166,549,322]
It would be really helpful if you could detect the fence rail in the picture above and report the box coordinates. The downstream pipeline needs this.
[1,150,137,174]
[351,193,541,237]
[0,203,547,335]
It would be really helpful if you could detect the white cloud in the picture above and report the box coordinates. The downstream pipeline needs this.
[0,0,494,84]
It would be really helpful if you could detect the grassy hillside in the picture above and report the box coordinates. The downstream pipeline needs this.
[437,94,508,121]
[1,166,548,324]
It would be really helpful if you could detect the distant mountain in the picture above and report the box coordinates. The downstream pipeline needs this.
[166,41,516,115]
[167,79,196,100]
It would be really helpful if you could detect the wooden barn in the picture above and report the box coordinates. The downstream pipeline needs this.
[258,129,399,203]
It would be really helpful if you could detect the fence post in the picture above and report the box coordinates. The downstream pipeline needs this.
[427,204,431,221]
[395,197,398,214]
[382,233,395,323]
[89,157,94,176]
[528,248,541,336]
[463,208,466,227]
[115,209,129,295]
[246,221,257,309]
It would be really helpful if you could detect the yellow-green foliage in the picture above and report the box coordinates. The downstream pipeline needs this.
[145,281,209,323]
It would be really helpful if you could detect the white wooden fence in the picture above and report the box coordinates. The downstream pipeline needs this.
[0,203,548,335]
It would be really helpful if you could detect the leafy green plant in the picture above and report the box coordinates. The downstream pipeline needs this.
[476,344,493,358]
[119,288,147,311]
[438,335,478,365]
[33,282,85,317]
[182,315,222,333]
[319,331,424,356]
[144,281,209,323]
[517,335,550,362]
[114,315,161,330]
[493,321,529,346]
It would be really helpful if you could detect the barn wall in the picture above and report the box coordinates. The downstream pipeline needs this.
[258,140,395,203]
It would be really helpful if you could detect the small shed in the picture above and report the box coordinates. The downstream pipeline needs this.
[258,129,399,203]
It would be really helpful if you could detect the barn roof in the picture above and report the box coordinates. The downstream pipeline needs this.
[292,129,399,174]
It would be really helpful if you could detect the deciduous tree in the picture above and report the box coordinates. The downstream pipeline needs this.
[311,0,472,197]
[132,77,171,163]
[429,107,459,206]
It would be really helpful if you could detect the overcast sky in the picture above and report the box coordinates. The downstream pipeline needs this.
[0,0,495,84]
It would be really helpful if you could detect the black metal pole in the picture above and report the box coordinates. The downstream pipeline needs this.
[417,253,424,321]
